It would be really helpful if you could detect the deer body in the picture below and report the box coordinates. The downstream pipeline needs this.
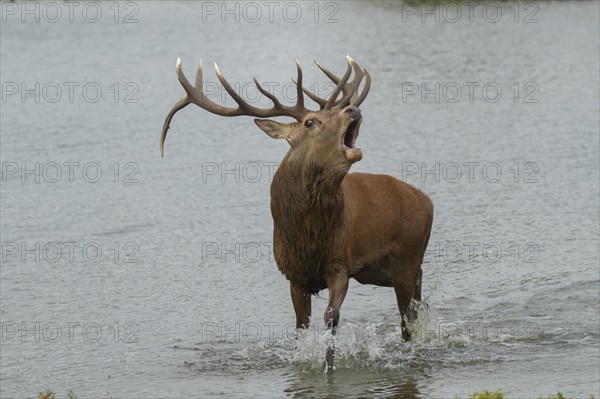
[271,163,433,336]
[161,56,433,370]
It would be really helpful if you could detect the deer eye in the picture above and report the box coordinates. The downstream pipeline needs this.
[304,119,315,128]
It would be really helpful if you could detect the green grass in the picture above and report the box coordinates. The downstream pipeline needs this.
[37,389,77,399]
[470,390,504,399]
[461,391,596,399]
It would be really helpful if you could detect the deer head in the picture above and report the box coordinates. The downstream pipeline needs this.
[160,56,371,170]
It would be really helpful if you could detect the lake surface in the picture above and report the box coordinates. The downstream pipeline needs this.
[1,1,599,398]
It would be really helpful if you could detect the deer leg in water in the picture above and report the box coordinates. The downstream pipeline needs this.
[405,267,423,323]
[393,271,418,342]
[413,268,423,302]
[324,274,349,371]
[291,284,311,329]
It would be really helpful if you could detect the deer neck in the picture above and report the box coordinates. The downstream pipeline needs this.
[271,153,347,239]
[270,153,349,293]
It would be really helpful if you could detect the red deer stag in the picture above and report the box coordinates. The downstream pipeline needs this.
[160,56,433,369]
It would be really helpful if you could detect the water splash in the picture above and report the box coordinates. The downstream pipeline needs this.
[185,298,550,375]
[289,299,435,372]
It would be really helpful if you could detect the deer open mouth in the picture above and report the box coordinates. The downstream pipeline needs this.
[342,120,363,162]
[343,120,359,148]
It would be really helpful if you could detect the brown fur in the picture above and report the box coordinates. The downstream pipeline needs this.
[255,108,433,346]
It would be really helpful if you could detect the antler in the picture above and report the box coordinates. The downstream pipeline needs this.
[300,55,371,110]
[160,58,307,157]
[160,56,371,156]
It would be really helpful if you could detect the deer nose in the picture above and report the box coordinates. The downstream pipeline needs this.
[344,106,361,121]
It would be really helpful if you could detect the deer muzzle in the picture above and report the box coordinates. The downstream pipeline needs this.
[342,107,363,163]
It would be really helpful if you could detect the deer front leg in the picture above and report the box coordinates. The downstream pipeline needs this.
[324,274,349,371]
[324,275,349,333]
[290,284,311,329]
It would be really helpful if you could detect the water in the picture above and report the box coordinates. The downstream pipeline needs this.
[1,1,599,397]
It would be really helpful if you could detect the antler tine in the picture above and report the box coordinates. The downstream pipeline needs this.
[194,59,204,88]
[160,58,195,157]
[299,85,327,108]
[291,74,327,108]
[351,68,371,107]
[332,56,365,109]
[294,59,305,112]
[176,59,239,116]
[214,63,254,112]
[324,58,353,110]
[302,56,367,110]
[253,77,281,107]
[294,59,342,109]
[347,57,366,103]
[315,60,341,84]
[160,94,190,157]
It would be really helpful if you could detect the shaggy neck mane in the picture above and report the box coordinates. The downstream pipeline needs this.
[270,153,347,293]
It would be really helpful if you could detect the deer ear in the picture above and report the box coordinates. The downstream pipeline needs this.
[254,119,293,140]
